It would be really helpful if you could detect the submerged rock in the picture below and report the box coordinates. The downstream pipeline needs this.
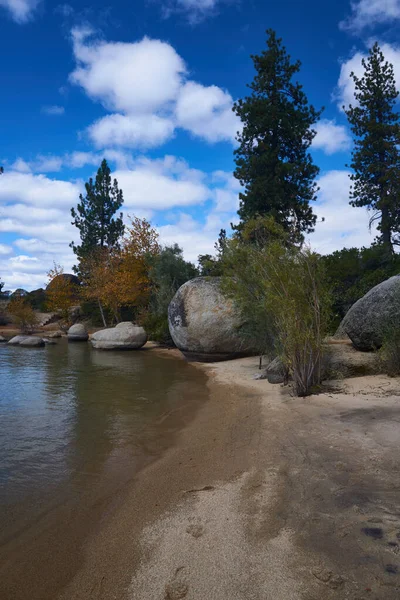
[67,323,88,342]
[341,275,400,351]
[91,322,147,350]
[20,337,45,347]
[168,277,255,362]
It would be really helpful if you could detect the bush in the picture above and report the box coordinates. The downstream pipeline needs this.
[140,312,172,345]
[222,217,332,397]
[8,296,38,333]
[379,326,400,376]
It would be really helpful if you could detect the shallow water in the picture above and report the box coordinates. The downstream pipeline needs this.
[0,339,208,599]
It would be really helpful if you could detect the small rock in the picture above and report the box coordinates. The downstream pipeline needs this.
[266,357,287,384]
[20,337,45,347]
[8,335,29,345]
[0,335,7,343]
[48,331,62,338]
[42,338,57,345]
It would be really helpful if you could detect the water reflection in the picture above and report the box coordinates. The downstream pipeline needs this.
[0,341,207,545]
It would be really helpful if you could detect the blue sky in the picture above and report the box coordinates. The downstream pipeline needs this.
[1,0,400,290]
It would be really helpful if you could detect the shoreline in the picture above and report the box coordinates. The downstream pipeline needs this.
[59,355,400,600]
[3,345,400,599]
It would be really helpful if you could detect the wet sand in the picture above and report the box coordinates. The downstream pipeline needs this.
[5,351,400,599]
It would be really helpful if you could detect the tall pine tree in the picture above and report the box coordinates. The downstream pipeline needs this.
[345,43,400,252]
[70,159,125,265]
[233,30,322,244]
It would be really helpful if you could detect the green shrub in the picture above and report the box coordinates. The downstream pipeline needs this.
[379,326,400,376]
[222,217,332,397]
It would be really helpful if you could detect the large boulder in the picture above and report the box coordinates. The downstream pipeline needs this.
[91,322,147,350]
[168,277,254,362]
[67,323,88,342]
[341,275,400,351]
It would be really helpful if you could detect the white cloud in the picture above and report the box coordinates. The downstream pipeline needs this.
[211,170,241,212]
[70,29,186,114]
[161,0,220,23]
[0,0,39,23]
[0,171,82,209]
[0,157,215,289]
[41,105,65,116]
[158,214,219,263]
[336,43,400,109]
[309,170,377,253]
[0,244,13,255]
[312,119,351,154]
[114,156,209,211]
[88,113,175,149]
[69,28,238,148]
[10,158,31,173]
[175,82,239,143]
[340,0,400,33]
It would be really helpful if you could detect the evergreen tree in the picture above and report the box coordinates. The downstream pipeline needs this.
[70,159,125,265]
[233,30,322,243]
[345,43,400,252]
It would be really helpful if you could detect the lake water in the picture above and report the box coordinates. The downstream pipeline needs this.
[0,339,208,600]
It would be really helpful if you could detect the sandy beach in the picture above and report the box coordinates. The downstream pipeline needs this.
[43,351,400,600]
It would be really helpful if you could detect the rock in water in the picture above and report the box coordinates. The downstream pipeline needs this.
[42,337,57,345]
[20,337,45,347]
[67,323,89,342]
[8,335,29,345]
[48,331,62,338]
[91,322,147,350]
[0,336,7,343]
[342,275,400,351]
[168,277,254,362]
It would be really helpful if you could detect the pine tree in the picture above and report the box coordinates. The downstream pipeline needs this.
[345,43,400,252]
[233,30,322,244]
[70,159,125,264]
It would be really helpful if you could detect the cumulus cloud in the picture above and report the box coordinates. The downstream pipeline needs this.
[309,170,377,253]
[175,82,239,143]
[41,105,65,116]
[114,156,209,211]
[340,0,400,33]
[0,171,82,209]
[336,42,400,109]
[87,113,175,149]
[0,0,40,23]
[312,119,351,154]
[69,28,238,148]
[70,29,186,114]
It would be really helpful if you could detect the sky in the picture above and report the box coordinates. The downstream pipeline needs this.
[1,0,400,291]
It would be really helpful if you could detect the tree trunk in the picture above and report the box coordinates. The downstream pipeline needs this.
[380,203,393,254]
[97,298,107,328]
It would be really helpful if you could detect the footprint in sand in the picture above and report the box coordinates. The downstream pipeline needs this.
[186,523,204,538]
[164,567,189,600]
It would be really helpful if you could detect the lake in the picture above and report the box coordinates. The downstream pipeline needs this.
[0,339,208,600]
